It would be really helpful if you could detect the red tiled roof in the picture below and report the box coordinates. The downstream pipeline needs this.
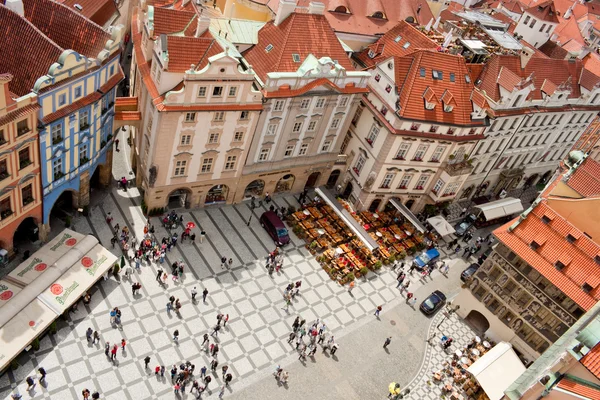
[525,0,560,23]
[540,79,558,96]
[556,378,600,398]
[147,0,176,6]
[264,78,368,98]
[394,50,483,126]
[0,103,39,127]
[497,66,522,91]
[566,157,600,197]
[471,89,489,109]
[243,12,354,83]
[538,40,569,59]
[0,4,63,97]
[165,36,220,73]
[60,0,118,26]
[23,0,111,59]
[114,111,142,121]
[581,342,600,380]
[153,7,196,37]
[354,21,438,69]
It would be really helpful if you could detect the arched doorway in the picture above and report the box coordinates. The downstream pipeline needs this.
[304,172,321,190]
[525,174,539,187]
[168,188,192,209]
[13,217,39,258]
[205,185,228,205]
[405,199,415,210]
[369,199,382,212]
[275,174,295,193]
[465,310,490,334]
[49,190,77,229]
[244,180,265,199]
[460,185,474,199]
[540,170,553,185]
[326,170,341,189]
[342,182,353,199]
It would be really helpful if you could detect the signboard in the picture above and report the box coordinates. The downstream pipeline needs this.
[0,280,22,309]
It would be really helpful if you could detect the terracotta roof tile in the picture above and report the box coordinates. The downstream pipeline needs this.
[556,378,600,398]
[354,21,438,69]
[540,78,558,96]
[538,40,569,59]
[581,342,600,380]
[23,0,111,59]
[0,103,39,127]
[471,89,489,109]
[114,111,142,121]
[60,0,118,26]
[525,0,560,23]
[497,66,523,91]
[567,157,600,196]
[153,7,196,37]
[147,0,177,7]
[394,50,483,126]
[0,4,63,97]
[243,13,354,83]
[165,36,220,73]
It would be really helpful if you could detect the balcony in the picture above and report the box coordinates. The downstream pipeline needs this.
[444,160,473,177]
[335,154,348,165]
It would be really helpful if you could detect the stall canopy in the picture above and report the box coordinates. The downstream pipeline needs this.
[467,342,526,400]
[389,198,426,233]
[426,215,455,236]
[475,197,523,221]
[315,187,379,252]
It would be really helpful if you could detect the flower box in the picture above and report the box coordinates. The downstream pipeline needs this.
[353,167,360,176]
[366,138,374,146]
[413,157,423,162]
[414,186,424,190]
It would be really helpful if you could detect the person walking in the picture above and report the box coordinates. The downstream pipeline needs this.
[121,339,126,351]
[202,288,209,303]
[220,256,227,269]
[348,280,355,293]
[408,296,418,308]
[26,376,36,391]
[191,287,197,302]
[173,329,179,342]
[211,324,221,337]
[221,365,228,380]
[144,355,151,369]
[156,269,163,282]
[401,280,410,294]
[210,359,218,372]
[383,337,392,349]
[396,273,405,289]
[228,258,233,269]
[38,367,46,384]
[406,292,414,303]
[104,342,110,357]
[223,314,229,327]
[111,344,118,361]
[330,343,339,355]
[86,327,93,342]
[374,305,382,317]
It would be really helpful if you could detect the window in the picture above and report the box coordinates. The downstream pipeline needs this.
[432,179,444,194]
[375,74,381,82]
[79,143,88,163]
[398,174,412,189]
[300,99,311,109]
[174,160,187,176]
[53,158,63,180]
[233,131,244,142]
[524,15,530,24]
[415,174,429,190]
[51,124,62,144]
[213,86,223,96]
[228,87,237,97]
[0,129,4,145]
[292,122,303,133]
[330,118,340,129]
[424,100,435,110]
[512,94,523,107]
[58,94,66,106]
[353,155,366,175]
[22,184,33,206]
[298,143,309,156]
[201,158,213,173]
[420,68,426,77]
[443,182,461,196]
[80,111,89,129]
[529,19,536,28]
[266,124,277,135]
[539,23,546,32]
[146,114,153,133]
[307,120,317,131]
[213,111,225,122]
[17,120,29,136]
[198,87,207,97]
[432,70,443,80]
[258,148,270,161]
[394,35,402,43]
[224,155,237,170]
[339,97,348,107]
[208,133,220,144]
[185,112,196,122]
[273,100,285,111]
[381,173,395,189]
[315,98,325,108]
[284,145,295,157]
[546,24,552,33]
[430,146,445,162]
[18,148,30,169]
[240,111,249,120]
[366,124,380,146]
[321,140,332,152]
[395,143,411,160]
[74,87,82,98]
[292,53,301,63]
[413,144,429,161]
[265,44,274,52]
[0,197,11,219]
[449,73,455,82]
[340,133,351,153]
[180,135,191,145]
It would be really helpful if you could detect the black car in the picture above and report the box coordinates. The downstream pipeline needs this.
[419,290,447,315]
[460,263,480,282]
[454,214,477,236]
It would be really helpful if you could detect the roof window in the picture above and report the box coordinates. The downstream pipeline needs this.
[265,44,274,53]
[402,42,411,49]
[566,234,576,243]
[372,11,385,19]
[368,50,376,59]
[394,35,402,43]
[450,73,455,82]
[292,54,301,63]
[465,75,471,83]
[420,68,426,77]
[432,70,443,80]
[443,104,454,112]
[554,261,565,271]
[595,255,600,265]
[582,283,593,293]
[424,100,435,110]
[530,241,541,250]
[541,215,551,224]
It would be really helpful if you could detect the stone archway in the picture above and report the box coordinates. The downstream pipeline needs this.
[326,169,341,189]
[13,216,40,259]
[275,174,295,193]
[304,172,321,190]
[205,185,229,205]
[405,199,415,210]
[369,198,382,212]
[244,180,265,199]
[465,310,490,334]
[525,174,539,187]
[167,188,192,209]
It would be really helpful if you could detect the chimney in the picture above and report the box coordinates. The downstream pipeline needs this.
[520,47,533,68]
[195,16,211,37]
[5,0,24,17]
[274,0,297,26]
[308,2,325,15]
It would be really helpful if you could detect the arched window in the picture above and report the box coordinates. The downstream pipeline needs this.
[334,6,347,13]
[372,11,385,19]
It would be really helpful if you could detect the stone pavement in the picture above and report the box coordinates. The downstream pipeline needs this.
[0,130,470,399]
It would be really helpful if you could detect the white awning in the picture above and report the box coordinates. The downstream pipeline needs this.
[389,198,426,233]
[426,215,456,236]
[315,187,379,252]
[467,342,526,400]
[475,197,523,221]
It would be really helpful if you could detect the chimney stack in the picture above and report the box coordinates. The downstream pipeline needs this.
[274,0,297,26]
[195,16,211,37]
[5,0,24,17]
[308,2,325,15]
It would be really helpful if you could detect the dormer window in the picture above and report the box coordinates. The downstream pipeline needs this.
[334,6,348,13]
[374,74,381,82]
[368,50,376,59]
[425,100,435,110]
[394,35,402,43]
[292,54,301,63]
[265,44,274,53]
[566,234,576,243]
[443,104,454,112]
[371,11,385,19]
[595,255,600,265]
[582,283,593,293]
[555,261,565,270]
[530,241,540,250]
[420,68,426,77]
[541,215,551,224]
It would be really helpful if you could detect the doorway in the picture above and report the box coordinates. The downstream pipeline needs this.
[342,182,353,199]
[168,188,191,209]
[326,170,341,189]
[369,199,381,212]
[465,310,490,334]
[405,199,415,210]
[304,172,321,190]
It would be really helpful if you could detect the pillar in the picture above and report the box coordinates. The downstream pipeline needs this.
[100,148,113,187]
[78,170,90,207]
[39,222,50,243]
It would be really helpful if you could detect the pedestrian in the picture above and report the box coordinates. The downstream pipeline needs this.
[170,365,177,381]
[38,367,46,384]
[409,296,418,308]
[212,343,219,357]
[204,375,212,389]
[348,280,355,293]
[166,301,172,313]
[211,324,221,337]
[330,343,339,355]
[26,376,36,391]
[104,342,110,357]
[144,355,151,369]
[202,333,209,345]
[319,323,326,335]
[219,385,226,398]
[223,314,229,327]
[155,365,161,375]
[440,262,449,275]
[460,207,467,216]
[86,327,93,342]
[191,286,197,302]
[210,359,218,371]
[173,383,180,394]
[111,344,117,360]
[228,258,233,268]
[156,269,163,282]
[202,288,208,303]
[374,305,382,317]
[383,337,392,349]
[173,329,179,342]
[265,192,271,203]
[121,338,126,351]
[406,292,414,303]
[220,256,227,269]
[221,365,228,380]
[200,365,207,378]
[288,330,296,343]
[396,273,405,289]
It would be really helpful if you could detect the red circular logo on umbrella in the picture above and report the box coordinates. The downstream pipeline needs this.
[35,263,47,272]
[29,320,35,327]
[0,290,13,301]
[50,284,63,295]
[65,238,77,246]
[81,257,93,268]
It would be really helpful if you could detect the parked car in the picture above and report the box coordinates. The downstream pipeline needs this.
[260,211,290,246]
[420,290,447,315]
[454,214,477,236]
[460,263,481,282]
[413,248,440,270]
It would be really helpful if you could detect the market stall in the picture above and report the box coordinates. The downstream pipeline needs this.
[389,198,426,233]
[427,215,456,237]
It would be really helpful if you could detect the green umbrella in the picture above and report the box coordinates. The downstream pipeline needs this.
[120,255,125,268]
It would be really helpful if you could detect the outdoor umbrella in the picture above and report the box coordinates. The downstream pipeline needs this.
[186,222,196,230]
[389,382,401,396]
